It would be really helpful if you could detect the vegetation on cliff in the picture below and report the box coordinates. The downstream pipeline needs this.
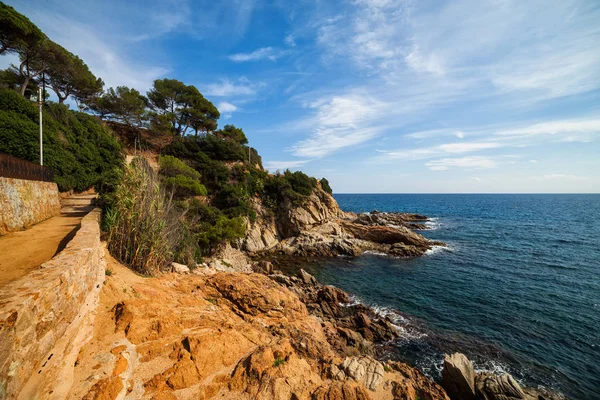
[0,88,122,191]
[0,2,334,272]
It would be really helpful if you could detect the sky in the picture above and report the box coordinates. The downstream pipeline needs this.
[4,0,600,193]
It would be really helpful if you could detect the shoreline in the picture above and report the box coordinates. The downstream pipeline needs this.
[262,264,565,400]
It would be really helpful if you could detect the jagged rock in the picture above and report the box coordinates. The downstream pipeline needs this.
[171,262,190,274]
[300,269,318,285]
[442,353,476,400]
[311,381,371,400]
[475,373,529,400]
[342,221,430,247]
[241,185,440,258]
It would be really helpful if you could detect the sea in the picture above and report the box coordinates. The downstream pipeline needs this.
[289,194,600,400]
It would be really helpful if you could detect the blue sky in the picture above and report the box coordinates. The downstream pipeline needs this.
[4,0,600,193]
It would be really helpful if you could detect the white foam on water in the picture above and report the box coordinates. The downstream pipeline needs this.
[362,250,389,257]
[473,360,513,376]
[424,244,454,256]
[339,295,428,342]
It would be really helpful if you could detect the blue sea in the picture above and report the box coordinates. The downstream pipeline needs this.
[294,194,600,399]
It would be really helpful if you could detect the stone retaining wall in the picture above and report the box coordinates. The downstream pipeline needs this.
[0,177,61,235]
[0,209,105,399]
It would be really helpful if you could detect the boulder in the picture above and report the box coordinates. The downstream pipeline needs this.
[442,353,476,400]
[475,373,529,400]
[299,269,318,286]
[171,262,190,274]
[336,356,385,391]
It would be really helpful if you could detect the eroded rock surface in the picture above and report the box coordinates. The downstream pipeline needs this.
[241,186,443,259]
[68,255,450,400]
[441,353,563,400]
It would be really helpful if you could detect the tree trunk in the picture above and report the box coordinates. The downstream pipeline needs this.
[20,77,31,97]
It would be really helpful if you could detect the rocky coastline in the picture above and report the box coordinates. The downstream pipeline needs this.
[239,185,444,260]
[69,185,563,399]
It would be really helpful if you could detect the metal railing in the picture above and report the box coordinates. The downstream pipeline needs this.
[0,153,54,182]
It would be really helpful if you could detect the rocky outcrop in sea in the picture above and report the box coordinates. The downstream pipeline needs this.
[240,185,443,259]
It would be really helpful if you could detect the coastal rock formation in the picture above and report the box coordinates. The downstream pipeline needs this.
[441,353,563,400]
[65,255,450,400]
[241,186,442,258]
[442,353,476,400]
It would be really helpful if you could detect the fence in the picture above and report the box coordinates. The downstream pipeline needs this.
[0,153,54,182]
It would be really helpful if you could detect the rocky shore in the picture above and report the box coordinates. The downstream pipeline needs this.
[241,186,444,259]
[72,255,562,400]
[67,186,562,399]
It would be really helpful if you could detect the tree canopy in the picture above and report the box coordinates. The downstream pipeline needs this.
[89,86,147,126]
[147,78,219,136]
[0,2,44,56]
[43,42,103,104]
[216,124,248,145]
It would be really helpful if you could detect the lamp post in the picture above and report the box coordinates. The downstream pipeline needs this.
[38,86,43,166]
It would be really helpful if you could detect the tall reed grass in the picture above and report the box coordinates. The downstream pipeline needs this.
[104,157,192,274]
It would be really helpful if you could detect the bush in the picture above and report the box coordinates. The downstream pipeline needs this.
[162,175,207,196]
[284,170,316,196]
[186,199,246,255]
[159,155,201,180]
[103,158,195,274]
[320,177,333,194]
[159,155,207,196]
[0,89,123,192]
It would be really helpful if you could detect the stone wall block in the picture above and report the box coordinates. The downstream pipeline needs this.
[0,177,61,235]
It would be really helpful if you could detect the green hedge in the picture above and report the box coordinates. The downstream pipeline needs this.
[0,89,123,192]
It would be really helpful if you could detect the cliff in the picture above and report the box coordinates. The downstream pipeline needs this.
[241,185,441,260]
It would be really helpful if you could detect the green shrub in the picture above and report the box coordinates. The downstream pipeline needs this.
[320,177,333,194]
[162,175,207,196]
[159,155,201,180]
[0,89,123,192]
[186,199,247,255]
[284,170,316,196]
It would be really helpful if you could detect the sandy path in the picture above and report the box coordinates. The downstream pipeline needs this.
[0,194,96,287]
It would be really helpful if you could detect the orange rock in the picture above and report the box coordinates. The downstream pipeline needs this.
[112,355,128,376]
[82,376,123,400]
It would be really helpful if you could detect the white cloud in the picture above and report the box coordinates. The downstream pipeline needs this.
[405,45,445,76]
[285,34,296,47]
[204,78,261,97]
[291,92,389,157]
[529,159,537,163]
[264,160,311,170]
[378,141,502,161]
[218,101,237,113]
[495,119,600,137]
[29,12,168,92]
[455,131,465,139]
[229,47,288,62]
[426,156,497,171]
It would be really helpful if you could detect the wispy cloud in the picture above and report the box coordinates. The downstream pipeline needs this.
[375,117,600,165]
[291,92,389,157]
[425,156,498,171]
[264,160,311,170]
[229,47,289,62]
[19,9,168,91]
[204,78,262,97]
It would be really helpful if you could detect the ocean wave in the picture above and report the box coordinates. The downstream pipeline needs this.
[424,244,454,256]
[424,218,441,230]
[339,295,428,342]
[473,360,513,376]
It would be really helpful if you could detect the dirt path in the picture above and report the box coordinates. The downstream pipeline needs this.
[0,194,96,287]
